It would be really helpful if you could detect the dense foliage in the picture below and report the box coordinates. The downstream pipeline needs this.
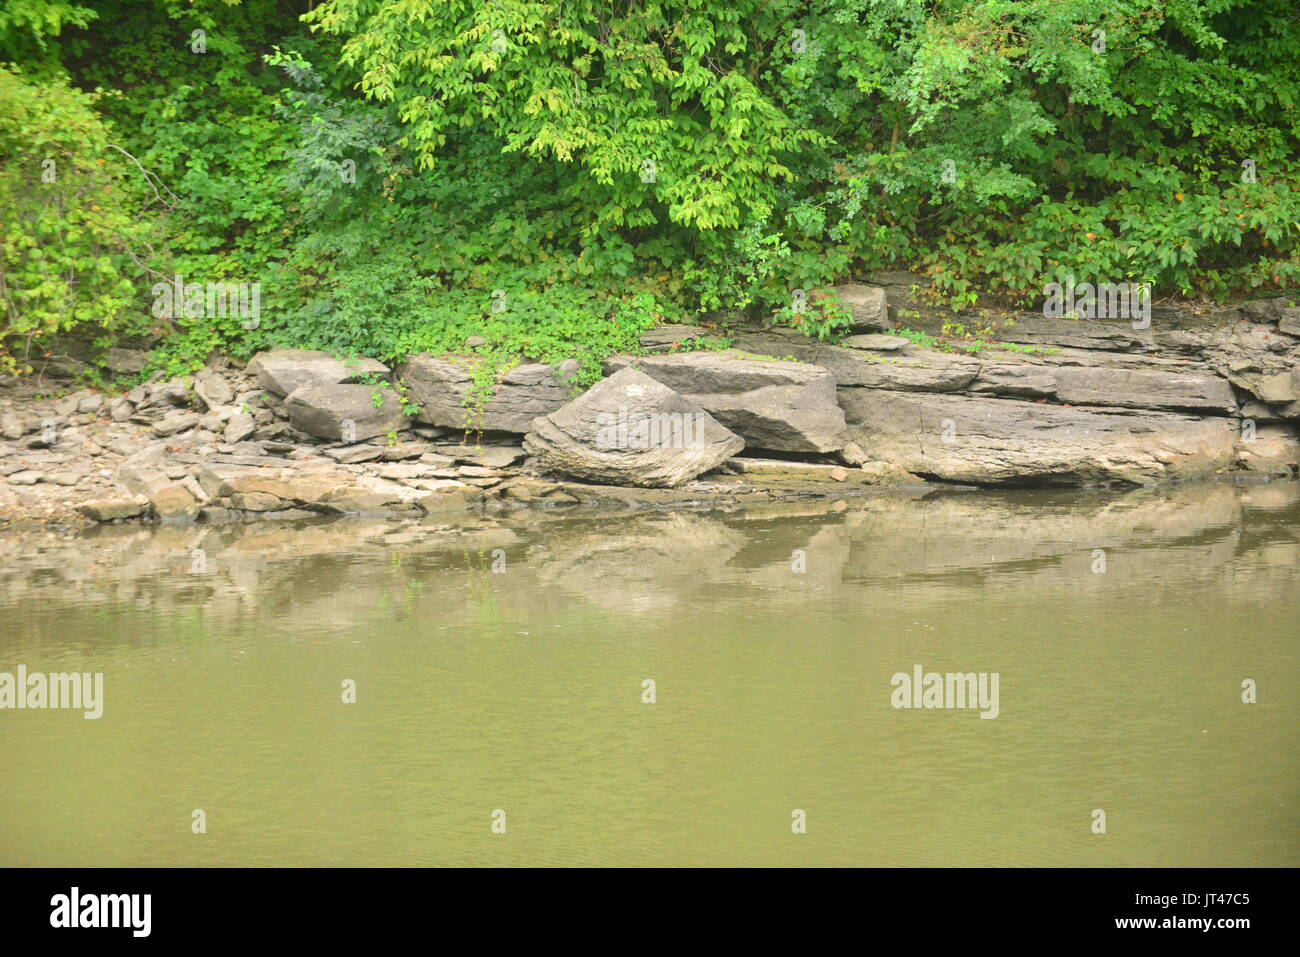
[1,0,1297,377]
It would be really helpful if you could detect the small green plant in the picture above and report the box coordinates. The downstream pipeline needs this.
[391,379,421,419]
[887,328,940,350]
[991,341,1055,355]
[667,336,734,353]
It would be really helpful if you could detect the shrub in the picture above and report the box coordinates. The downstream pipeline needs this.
[0,65,160,373]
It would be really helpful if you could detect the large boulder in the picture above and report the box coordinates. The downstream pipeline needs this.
[247,349,389,397]
[840,389,1236,486]
[398,355,581,433]
[284,384,406,441]
[603,350,847,454]
[522,367,743,487]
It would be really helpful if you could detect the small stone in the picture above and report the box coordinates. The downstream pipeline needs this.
[180,475,207,503]
[858,461,922,485]
[76,497,148,521]
[223,412,256,444]
[447,445,526,469]
[153,410,199,436]
[194,369,235,408]
[839,441,870,466]
[0,414,26,440]
[230,490,285,511]
[151,483,201,519]
[841,334,910,351]
[379,442,432,461]
[374,463,445,481]
[7,470,43,485]
[829,467,849,481]
[107,437,142,457]
[323,444,386,464]
[415,486,484,513]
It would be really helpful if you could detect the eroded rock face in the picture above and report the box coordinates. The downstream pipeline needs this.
[247,349,389,397]
[839,389,1236,486]
[1193,318,1300,419]
[731,332,1239,414]
[604,350,847,453]
[974,359,1237,414]
[398,355,581,433]
[523,367,743,487]
[284,384,406,442]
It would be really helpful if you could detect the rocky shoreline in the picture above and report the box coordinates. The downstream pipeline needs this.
[2,281,1297,527]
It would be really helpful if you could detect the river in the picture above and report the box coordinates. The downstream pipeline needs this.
[1,482,1296,866]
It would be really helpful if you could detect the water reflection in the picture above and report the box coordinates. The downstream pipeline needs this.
[1,482,1296,866]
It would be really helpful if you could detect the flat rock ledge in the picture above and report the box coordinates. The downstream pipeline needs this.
[4,293,1299,525]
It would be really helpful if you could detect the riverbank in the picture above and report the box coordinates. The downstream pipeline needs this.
[2,281,1297,527]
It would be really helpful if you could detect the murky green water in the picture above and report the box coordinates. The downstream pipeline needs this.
[2,482,1296,866]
